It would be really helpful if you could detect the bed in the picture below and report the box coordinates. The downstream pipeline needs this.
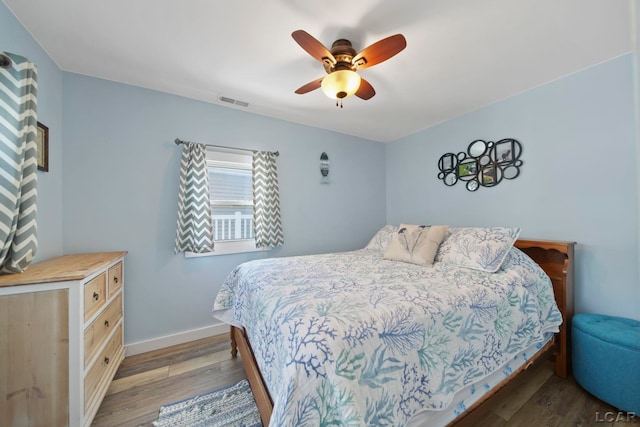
[212,226,575,427]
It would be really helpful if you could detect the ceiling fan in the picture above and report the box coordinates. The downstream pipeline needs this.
[292,30,407,107]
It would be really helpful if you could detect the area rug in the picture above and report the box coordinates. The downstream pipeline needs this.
[153,379,261,427]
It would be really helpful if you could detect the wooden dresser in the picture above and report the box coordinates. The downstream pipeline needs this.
[0,251,127,427]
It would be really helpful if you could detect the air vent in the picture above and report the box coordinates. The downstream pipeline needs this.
[219,96,249,108]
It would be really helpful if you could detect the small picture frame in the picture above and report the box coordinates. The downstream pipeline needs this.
[37,122,48,172]
[440,153,455,171]
[494,140,513,164]
[482,166,497,185]
[457,159,477,177]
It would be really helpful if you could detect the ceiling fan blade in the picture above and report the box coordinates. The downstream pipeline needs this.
[355,78,375,100]
[295,77,324,94]
[352,34,407,70]
[292,30,336,66]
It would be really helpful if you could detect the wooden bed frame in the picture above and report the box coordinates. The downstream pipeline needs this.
[229,239,575,427]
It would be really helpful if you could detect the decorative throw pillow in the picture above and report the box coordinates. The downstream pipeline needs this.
[383,224,449,266]
[435,227,521,272]
[364,225,398,252]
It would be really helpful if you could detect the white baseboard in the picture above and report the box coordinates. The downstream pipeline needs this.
[125,323,229,356]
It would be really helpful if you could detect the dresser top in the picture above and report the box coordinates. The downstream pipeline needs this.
[0,251,127,287]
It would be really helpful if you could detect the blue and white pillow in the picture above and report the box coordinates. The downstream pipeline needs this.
[435,227,521,272]
[364,225,398,252]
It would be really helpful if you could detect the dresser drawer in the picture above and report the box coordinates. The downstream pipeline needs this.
[84,293,123,367]
[107,261,123,298]
[84,273,106,322]
[84,324,123,412]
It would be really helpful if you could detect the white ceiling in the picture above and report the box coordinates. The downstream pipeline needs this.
[4,0,632,143]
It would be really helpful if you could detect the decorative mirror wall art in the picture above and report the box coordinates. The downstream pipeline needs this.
[437,138,523,191]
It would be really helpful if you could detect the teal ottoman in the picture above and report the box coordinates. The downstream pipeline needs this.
[572,313,640,413]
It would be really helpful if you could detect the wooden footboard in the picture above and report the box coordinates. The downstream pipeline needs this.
[230,325,272,427]
[449,337,556,427]
[514,239,575,378]
[230,238,575,426]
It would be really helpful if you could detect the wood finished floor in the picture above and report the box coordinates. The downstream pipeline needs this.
[92,335,638,427]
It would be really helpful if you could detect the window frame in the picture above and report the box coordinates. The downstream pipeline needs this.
[185,149,267,258]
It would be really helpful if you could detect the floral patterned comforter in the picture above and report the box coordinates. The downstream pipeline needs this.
[212,247,561,426]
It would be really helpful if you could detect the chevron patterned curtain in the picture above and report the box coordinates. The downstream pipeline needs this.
[174,142,214,253]
[253,151,283,249]
[0,52,38,273]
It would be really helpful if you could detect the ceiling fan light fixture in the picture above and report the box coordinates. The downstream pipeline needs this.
[321,70,361,100]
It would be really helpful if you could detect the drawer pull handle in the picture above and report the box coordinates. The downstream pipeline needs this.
[93,292,99,301]
[104,357,110,365]
[104,320,110,328]
[113,277,119,284]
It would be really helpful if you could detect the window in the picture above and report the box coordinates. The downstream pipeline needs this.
[186,150,265,257]
[209,156,253,241]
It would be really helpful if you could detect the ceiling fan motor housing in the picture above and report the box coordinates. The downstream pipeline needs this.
[324,39,358,74]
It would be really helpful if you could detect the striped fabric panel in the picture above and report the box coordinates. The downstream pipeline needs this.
[174,142,214,253]
[252,151,283,249]
[0,52,38,273]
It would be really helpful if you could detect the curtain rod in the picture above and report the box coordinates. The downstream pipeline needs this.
[174,138,279,157]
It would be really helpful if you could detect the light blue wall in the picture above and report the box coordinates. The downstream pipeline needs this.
[1,2,64,261]
[634,0,640,282]
[5,0,639,345]
[61,74,386,344]
[386,54,640,321]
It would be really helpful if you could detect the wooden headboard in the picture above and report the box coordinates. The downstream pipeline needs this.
[515,239,575,378]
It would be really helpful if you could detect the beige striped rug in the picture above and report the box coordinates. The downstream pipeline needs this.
[153,379,261,427]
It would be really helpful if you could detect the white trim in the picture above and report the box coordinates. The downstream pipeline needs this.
[185,239,269,257]
[125,323,229,356]
[208,159,252,170]
[211,200,252,206]
[206,150,252,165]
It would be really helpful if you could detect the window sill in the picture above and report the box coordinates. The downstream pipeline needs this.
[185,239,269,257]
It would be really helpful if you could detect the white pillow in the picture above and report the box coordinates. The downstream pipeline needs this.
[435,227,521,272]
[383,224,449,267]
[364,225,398,252]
